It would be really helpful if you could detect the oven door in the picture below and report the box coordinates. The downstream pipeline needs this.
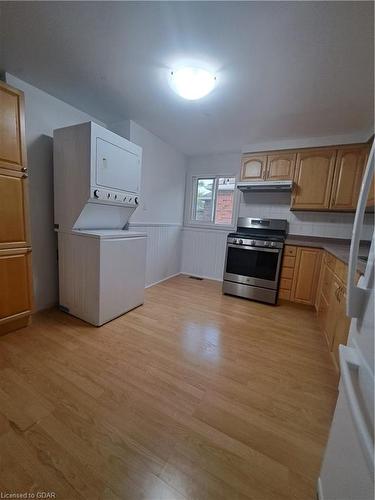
[224,243,282,289]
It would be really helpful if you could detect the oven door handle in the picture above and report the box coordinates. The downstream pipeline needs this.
[227,244,280,253]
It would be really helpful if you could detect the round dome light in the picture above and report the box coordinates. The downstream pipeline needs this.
[169,67,216,100]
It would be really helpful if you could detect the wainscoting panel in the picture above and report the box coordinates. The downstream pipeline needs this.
[129,223,182,287]
[181,227,229,281]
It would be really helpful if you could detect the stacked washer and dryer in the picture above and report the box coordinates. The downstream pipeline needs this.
[53,121,147,326]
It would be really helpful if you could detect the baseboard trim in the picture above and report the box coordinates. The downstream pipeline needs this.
[145,272,182,289]
[180,272,223,283]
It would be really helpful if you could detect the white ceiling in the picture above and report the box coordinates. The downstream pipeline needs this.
[1,1,373,155]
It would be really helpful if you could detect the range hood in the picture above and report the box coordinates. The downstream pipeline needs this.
[237,180,293,192]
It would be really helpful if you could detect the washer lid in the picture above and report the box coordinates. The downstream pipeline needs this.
[70,229,147,239]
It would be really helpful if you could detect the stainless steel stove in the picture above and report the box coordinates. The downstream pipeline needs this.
[222,217,288,304]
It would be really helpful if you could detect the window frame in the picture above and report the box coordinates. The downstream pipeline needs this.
[185,173,239,230]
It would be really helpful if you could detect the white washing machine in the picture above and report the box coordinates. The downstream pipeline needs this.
[58,229,147,326]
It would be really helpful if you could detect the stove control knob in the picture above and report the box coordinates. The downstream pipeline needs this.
[238,239,243,245]
[250,240,255,246]
[135,197,139,205]
[263,241,269,247]
[94,189,100,198]
[270,242,275,248]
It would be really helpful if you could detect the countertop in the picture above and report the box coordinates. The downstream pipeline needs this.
[285,235,371,274]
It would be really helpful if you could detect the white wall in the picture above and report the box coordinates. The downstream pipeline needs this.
[110,120,187,286]
[128,121,187,225]
[181,152,374,280]
[6,73,105,311]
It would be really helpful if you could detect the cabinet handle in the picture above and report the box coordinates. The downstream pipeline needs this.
[22,173,28,179]
[21,167,27,172]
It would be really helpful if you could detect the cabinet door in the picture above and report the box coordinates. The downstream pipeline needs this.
[240,154,267,181]
[317,291,329,341]
[0,248,32,323]
[266,152,296,180]
[324,276,341,350]
[0,169,30,249]
[292,149,336,210]
[0,81,27,171]
[290,247,322,305]
[331,286,351,368]
[330,146,369,211]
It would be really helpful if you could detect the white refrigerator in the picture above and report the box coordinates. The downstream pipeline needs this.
[318,144,374,500]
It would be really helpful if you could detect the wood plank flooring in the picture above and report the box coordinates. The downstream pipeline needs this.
[0,275,338,500]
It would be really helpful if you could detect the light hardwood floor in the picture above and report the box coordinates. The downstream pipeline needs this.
[0,275,338,500]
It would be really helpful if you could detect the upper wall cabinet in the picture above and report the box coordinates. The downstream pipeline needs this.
[266,152,296,180]
[330,146,369,211]
[240,154,267,181]
[240,152,296,181]
[292,149,336,210]
[240,142,370,211]
[0,82,27,171]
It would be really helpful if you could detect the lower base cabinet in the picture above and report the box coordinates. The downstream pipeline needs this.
[290,247,322,305]
[0,248,33,334]
[316,252,351,369]
[279,245,321,305]
[279,245,353,371]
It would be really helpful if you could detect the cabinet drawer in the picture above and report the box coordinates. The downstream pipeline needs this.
[281,267,294,279]
[282,256,296,268]
[278,289,291,301]
[284,245,297,257]
[280,278,292,290]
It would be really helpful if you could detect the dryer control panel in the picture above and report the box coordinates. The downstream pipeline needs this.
[91,188,139,207]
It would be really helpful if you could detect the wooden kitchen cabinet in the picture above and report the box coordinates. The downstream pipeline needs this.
[316,251,352,370]
[0,81,27,171]
[0,248,32,326]
[278,245,297,301]
[330,146,369,211]
[240,143,369,212]
[240,154,268,181]
[331,285,351,367]
[290,247,322,305]
[0,168,30,249]
[291,148,336,210]
[0,80,33,334]
[266,152,296,180]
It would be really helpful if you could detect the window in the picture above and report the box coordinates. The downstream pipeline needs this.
[191,176,236,226]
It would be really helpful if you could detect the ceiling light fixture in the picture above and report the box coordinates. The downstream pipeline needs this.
[169,67,216,100]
